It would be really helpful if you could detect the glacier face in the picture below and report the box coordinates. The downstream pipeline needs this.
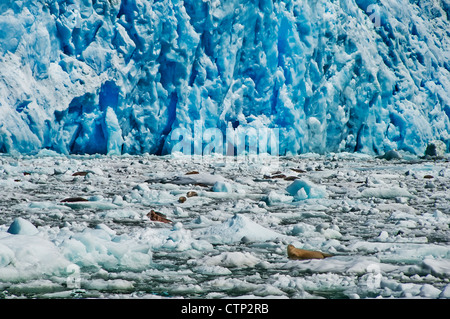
[0,0,449,156]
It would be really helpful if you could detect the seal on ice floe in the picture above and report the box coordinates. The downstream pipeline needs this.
[72,171,89,176]
[287,244,333,260]
[147,210,172,224]
[186,191,198,198]
[61,197,89,202]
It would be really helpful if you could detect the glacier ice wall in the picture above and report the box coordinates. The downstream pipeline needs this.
[0,0,449,156]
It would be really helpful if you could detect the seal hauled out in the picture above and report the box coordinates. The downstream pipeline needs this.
[287,244,333,260]
[147,210,172,224]
[186,191,198,198]
[61,197,89,203]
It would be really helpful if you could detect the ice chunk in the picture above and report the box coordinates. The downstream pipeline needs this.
[377,150,402,160]
[62,201,119,210]
[162,222,213,252]
[7,217,39,235]
[83,279,134,292]
[204,252,260,268]
[212,181,233,193]
[419,284,442,298]
[375,231,389,242]
[0,234,70,282]
[264,190,293,205]
[111,195,125,206]
[422,258,450,277]
[207,277,259,293]
[286,179,327,200]
[197,214,283,244]
[289,223,317,236]
[59,228,152,272]
[359,186,413,199]
[7,279,63,295]
[171,173,227,186]
[194,265,232,276]
[284,256,383,276]
[0,243,15,267]
[173,206,189,217]
[440,284,450,298]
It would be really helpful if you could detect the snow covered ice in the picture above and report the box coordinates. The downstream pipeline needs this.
[0,153,449,299]
[0,0,449,299]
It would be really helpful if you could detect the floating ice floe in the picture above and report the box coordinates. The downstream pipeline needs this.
[193,265,232,276]
[170,173,228,186]
[289,222,342,240]
[196,214,284,244]
[62,201,119,210]
[60,225,153,272]
[358,186,414,199]
[0,232,71,282]
[83,278,134,292]
[161,222,213,252]
[283,255,388,275]
[203,252,261,268]
[264,191,294,206]
[421,258,450,277]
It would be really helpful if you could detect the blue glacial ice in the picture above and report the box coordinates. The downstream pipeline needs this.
[0,0,449,156]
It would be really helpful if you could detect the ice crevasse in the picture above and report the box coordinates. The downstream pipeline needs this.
[0,0,449,156]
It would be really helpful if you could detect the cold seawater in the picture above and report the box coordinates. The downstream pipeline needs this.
[0,151,449,299]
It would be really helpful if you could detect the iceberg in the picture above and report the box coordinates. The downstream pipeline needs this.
[7,217,39,236]
[286,179,328,200]
[0,0,449,156]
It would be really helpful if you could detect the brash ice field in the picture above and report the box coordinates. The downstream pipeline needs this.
[0,151,449,299]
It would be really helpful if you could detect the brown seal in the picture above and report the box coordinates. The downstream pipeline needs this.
[287,244,333,260]
[264,172,286,179]
[147,210,172,224]
[72,171,88,176]
[178,196,187,203]
[186,191,198,198]
[61,197,89,202]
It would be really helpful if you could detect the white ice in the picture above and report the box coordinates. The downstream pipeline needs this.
[0,153,449,299]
